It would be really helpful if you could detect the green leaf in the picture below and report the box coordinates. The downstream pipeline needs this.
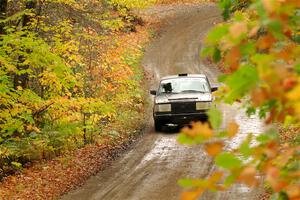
[208,107,222,129]
[223,65,259,103]
[201,46,214,58]
[177,134,206,145]
[11,161,22,169]
[239,142,252,158]
[178,179,193,187]
[213,47,221,62]
[224,173,237,187]
[251,54,274,67]
[218,0,232,20]
[239,134,253,158]
[206,25,229,44]
[266,20,283,39]
[256,128,278,143]
[215,152,242,169]
[218,74,228,82]
[254,1,268,20]
[295,63,300,74]
[269,191,289,200]
[240,42,255,56]
[217,131,227,138]
[222,7,231,20]
[246,107,256,117]
[177,134,195,145]
[292,34,300,44]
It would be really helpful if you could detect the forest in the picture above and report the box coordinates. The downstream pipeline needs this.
[0,0,156,178]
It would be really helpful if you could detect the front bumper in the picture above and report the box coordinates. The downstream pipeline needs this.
[154,111,208,125]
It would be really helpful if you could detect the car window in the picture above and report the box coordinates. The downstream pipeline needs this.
[158,78,210,94]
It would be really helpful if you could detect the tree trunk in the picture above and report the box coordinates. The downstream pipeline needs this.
[23,0,37,26]
[14,0,37,89]
[0,0,7,34]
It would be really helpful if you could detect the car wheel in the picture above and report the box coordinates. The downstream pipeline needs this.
[201,115,208,122]
[154,119,163,132]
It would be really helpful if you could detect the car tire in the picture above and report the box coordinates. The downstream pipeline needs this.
[154,119,163,132]
[201,115,209,122]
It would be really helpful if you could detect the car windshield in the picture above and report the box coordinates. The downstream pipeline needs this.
[158,77,210,94]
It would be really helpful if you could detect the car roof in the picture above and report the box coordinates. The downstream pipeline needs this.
[161,74,207,81]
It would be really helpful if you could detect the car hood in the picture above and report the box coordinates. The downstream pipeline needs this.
[155,93,212,104]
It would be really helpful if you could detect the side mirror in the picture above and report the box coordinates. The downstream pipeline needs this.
[211,86,218,92]
[150,90,157,95]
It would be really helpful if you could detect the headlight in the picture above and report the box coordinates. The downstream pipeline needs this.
[196,102,211,110]
[155,104,171,112]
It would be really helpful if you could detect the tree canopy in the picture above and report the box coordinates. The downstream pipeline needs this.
[0,0,154,179]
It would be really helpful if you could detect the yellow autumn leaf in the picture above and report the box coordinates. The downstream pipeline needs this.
[266,166,287,192]
[286,84,300,100]
[227,122,239,138]
[286,185,300,199]
[192,122,213,139]
[248,25,259,38]
[237,167,258,187]
[208,171,224,184]
[181,122,213,139]
[204,142,224,157]
[181,189,204,200]
[262,0,280,13]
[229,22,248,39]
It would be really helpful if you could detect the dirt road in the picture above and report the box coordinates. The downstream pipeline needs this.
[62,3,263,200]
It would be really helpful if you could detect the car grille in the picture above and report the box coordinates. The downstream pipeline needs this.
[171,102,196,114]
